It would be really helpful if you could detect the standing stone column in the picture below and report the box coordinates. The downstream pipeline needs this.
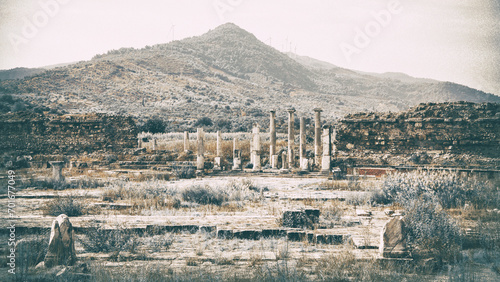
[232,138,241,170]
[214,131,222,170]
[251,125,261,171]
[299,117,308,171]
[281,151,289,170]
[321,125,332,173]
[287,108,296,168]
[314,108,322,165]
[183,131,189,152]
[270,110,278,169]
[196,128,205,171]
[49,161,65,182]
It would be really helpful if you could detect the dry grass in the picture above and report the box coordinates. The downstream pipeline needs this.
[40,195,88,216]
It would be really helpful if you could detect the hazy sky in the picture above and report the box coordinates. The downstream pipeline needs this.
[1,0,499,95]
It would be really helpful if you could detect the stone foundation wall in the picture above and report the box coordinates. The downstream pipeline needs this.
[0,112,137,155]
[335,102,500,158]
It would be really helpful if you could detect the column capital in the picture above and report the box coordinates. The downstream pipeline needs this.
[313,108,323,113]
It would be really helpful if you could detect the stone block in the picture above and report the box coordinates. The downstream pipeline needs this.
[271,155,279,169]
[199,226,216,234]
[214,157,222,170]
[262,229,287,238]
[217,229,234,239]
[282,209,320,229]
[380,217,408,258]
[315,234,345,245]
[44,214,76,268]
[287,230,306,242]
[233,230,261,240]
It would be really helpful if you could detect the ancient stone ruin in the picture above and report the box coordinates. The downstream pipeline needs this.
[336,102,500,159]
[44,214,77,267]
[0,112,137,155]
[379,216,408,258]
[49,161,65,182]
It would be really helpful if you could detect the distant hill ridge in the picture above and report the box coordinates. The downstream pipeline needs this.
[0,23,498,130]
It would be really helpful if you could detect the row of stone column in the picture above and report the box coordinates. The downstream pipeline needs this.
[190,108,332,173]
[269,108,332,173]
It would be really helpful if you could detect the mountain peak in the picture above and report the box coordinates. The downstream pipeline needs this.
[199,23,258,42]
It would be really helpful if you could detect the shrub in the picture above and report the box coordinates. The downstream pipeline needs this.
[146,234,175,252]
[174,166,195,179]
[140,118,167,134]
[41,196,87,216]
[81,223,139,253]
[102,180,179,211]
[16,234,49,276]
[377,170,498,209]
[23,177,105,190]
[215,119,232,132]
[404,196,462,263]
[378,171,464,264]
[0,94,15,104]
[181,185,226,206]
[194,117,213,127]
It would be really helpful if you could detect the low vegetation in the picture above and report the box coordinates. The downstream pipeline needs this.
[41,196,87,216]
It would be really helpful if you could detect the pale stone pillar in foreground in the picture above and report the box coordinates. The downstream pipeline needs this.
[44,214,76,267]
[380,217,408,258]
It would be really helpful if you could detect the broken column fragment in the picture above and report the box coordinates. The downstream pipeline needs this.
[299,117,308,171]
[49,161,65,182]
[214,131,222,170]
[183,131,189,152]
[44,214,76,268]
[232,138,241,170]
[281,151,288,170]
[196,128,205,171]
[380,217,408,258]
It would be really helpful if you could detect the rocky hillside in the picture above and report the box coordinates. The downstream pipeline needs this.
[0,67,46,81]
[0,23,498,132]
